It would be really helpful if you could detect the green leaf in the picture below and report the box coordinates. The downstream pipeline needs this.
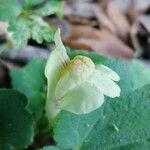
[0,89,34,149]
[8,18,30,48]
[38,146,61,150]
[54,109,103,150]
[114,141,150,150]
[53,58,135,150]
[25,0,44,6]
[130,59,150,89]
[103,59,134,97]
[33,0,62,17]
[54,83,150,150]
[10,59,46,119]
[8,16,54,48]
[82,85,150,149]
[30,16,54,44]
[0,0,22,21]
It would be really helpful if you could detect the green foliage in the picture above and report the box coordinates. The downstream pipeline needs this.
[0,0,22,21]
[1,0,150,149]
[33,0,63,17]
[30,17,54,43]
[0,89,34,150]
[53,58,134,149]
[130,60,150,89]
[8,17,54,48]
[8,18,31,48]
[114,141,150,150]
[81,85,150,149]
[10,59,46,119]
[103,59,134,97]
[53,51,150,150]
[39,146,61,150]
[2,50,150,149]
[54,81,150,149]
[0,0,62,48]
[23,0,44,9]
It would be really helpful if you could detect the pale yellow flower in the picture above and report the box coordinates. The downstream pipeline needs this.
[45,29,120,123]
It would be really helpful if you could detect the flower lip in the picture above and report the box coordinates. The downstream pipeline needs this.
[60,55,95,81]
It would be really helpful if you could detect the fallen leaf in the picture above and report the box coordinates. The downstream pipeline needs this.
[139,15,150,32]
[64,1,95,19]
[106,1,130,42]
[131,15,150,58]
[76,38,133,59]
[64,25,133,59]
[93,5,117,34]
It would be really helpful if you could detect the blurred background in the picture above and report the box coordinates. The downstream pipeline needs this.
[0,0,150,87]
[61,0,150,59]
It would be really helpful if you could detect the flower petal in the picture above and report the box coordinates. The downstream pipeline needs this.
[45,29,70,98]
[55,56,95,100]
[95,64,120,81]
[89,70,120,98]
[60,82,104,114]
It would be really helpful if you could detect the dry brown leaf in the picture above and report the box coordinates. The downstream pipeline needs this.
[93,5,117,34]
[0,22,8,41]
[64,1,95,19]
[132,0,150,12]
[0,22,8,36]
[131,15,150,58]
[64,39,92,50]
[68,25,121,41]
[116,0,150,13]
[106,1,130,42]
[131,23,140,54]
[82,38,133,58]
[66,15,98,26]
[68,25,128,42]
[65,38,133,59]
[68,25,101,39]
[64,25,133,59]
[139,15,150,32]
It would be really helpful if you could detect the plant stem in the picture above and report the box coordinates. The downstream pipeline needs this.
[45,99,61,131]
